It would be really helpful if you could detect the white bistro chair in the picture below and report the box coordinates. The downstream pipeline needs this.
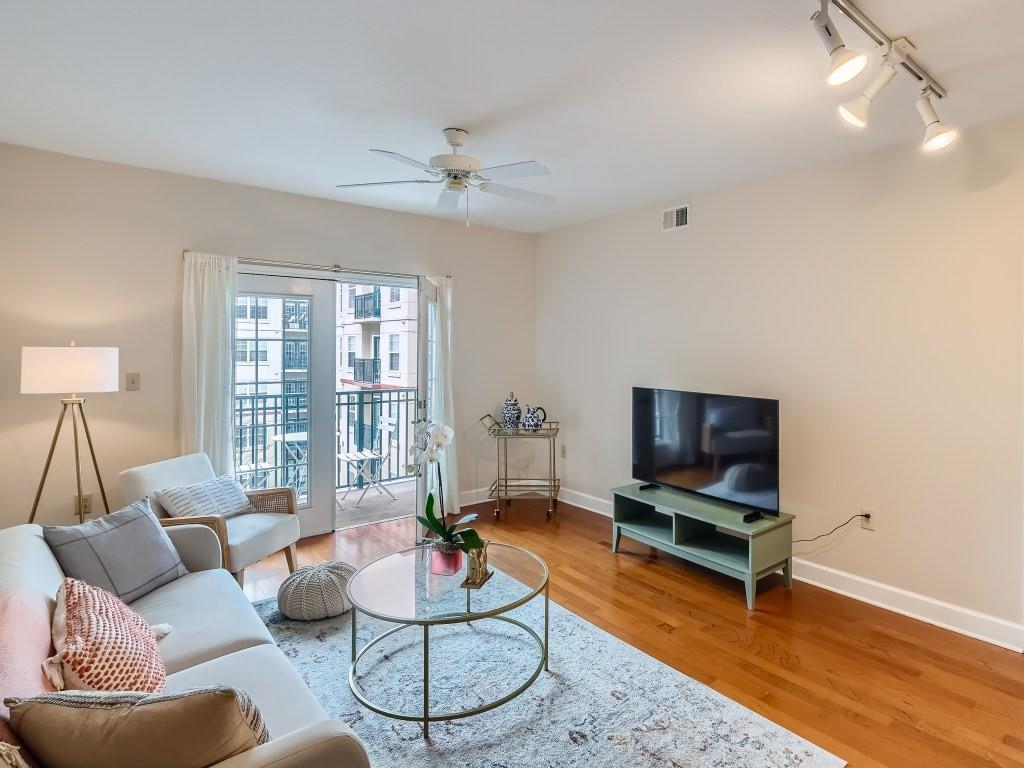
[119,453,300,587]
[338,416,398,508]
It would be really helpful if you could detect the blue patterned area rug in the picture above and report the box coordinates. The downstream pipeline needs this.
[256,572,844,768]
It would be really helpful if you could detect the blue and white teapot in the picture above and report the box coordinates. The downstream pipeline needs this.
[521,405,547,432]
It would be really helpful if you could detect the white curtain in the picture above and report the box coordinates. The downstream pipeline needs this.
[428,276,460,516]
[181,251,237,475]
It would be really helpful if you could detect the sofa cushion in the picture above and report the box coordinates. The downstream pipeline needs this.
[165,644,326,740]
[43,500,187,603]
[0,525,63,748]
[130,569,272,674]
[45,578,166,693]
[155,475,253,520]
[225,513,300,572]
[6,687,269,768]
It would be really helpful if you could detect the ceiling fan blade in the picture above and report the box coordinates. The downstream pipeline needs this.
[478,182,556,206]
[369,149,439,174]
[335,179,439,188]
[475,160,550,180]
[436,187,463,211]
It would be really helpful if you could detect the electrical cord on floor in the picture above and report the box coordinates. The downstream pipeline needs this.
[793,513,869,544]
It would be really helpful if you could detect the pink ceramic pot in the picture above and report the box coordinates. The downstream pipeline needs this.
[430,546,464,576]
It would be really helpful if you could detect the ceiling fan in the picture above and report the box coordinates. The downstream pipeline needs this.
[336,128,555,225]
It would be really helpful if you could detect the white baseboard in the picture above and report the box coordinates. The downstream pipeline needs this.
[558,487,613,517]
[792,558,1024,652]
[507,485,1024,653]
[459,487,492,508]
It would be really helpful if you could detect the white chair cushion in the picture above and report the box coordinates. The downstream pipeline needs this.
[130,569,272,674]
[119,454,216,517]
[225,514,300,573]
[165,644,328,740]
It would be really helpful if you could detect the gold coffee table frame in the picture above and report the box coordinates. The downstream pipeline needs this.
[346,544,550,738]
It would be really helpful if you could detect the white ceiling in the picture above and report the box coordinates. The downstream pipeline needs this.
[2,1,1022,233]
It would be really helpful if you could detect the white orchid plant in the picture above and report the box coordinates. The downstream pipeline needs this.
[408,421,482,553]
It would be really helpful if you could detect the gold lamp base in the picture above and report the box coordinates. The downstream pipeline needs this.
[28,397,111,524]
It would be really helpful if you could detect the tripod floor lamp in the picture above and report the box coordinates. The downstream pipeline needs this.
[21,344,119,524]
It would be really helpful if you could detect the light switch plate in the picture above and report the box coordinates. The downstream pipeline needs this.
[126,372,141,391]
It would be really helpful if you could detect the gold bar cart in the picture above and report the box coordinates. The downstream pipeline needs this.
[480,414,560,519]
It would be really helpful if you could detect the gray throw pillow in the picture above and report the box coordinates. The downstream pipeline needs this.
[154,475,253,519]
[43,499,188,603]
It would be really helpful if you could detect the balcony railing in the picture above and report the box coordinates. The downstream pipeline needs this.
[335,388,416,489]
[233,387,416,503]
[353,357,381,384]
[353,289,381,320]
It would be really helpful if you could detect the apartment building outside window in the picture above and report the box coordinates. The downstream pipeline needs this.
[235,339,268,363]
[389,334,400,372]
[235,297,269,320]
[284,339,308,369]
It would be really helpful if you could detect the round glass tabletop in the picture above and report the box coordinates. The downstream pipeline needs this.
[347,543,548,625]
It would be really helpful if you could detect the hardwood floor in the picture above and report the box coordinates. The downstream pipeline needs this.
[247,499,1024,768]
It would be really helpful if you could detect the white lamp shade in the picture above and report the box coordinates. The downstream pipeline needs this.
[21,346,119,394]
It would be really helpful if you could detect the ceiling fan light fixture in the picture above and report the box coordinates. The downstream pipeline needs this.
[916,89,958,152]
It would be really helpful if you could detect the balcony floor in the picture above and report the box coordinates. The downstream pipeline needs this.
[335,478,416,529]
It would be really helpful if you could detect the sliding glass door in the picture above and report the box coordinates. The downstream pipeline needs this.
[234,268,425,536]
[234,274,337,535]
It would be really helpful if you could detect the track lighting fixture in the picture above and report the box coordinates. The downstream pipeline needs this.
[811,0,868,86]
[813,1,955,153]
[916,86,958,152]
[837,40,908,128]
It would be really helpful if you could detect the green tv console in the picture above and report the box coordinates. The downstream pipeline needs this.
[611,483,794,610]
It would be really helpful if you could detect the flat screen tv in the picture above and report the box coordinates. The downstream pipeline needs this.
[632,387,779,516]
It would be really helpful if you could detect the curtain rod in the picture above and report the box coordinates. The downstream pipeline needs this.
[182,251,451,279]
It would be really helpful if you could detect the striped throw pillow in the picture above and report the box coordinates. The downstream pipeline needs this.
[154,475,253,519]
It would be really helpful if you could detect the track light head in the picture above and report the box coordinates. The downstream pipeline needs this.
[811,5,868,86]
[838,95,870,128]
[915,88,958,152]
[837,47,902,128]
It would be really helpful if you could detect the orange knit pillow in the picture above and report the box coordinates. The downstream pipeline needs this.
[43,578,166,693]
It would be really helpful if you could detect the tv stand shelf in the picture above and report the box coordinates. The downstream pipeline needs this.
[611,483,794,610]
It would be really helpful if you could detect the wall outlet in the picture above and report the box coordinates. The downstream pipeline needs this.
[125,372,141,391]
[560,444,567,459]
[76,493,93,518]
[861,508,876,531]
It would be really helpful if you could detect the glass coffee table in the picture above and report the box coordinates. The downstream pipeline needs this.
[346,543,549,737]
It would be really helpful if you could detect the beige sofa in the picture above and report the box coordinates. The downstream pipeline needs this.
[0,523,370,768]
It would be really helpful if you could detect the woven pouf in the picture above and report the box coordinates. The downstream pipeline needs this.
[277,560,357,621]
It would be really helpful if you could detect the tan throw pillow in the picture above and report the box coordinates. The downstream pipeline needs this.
[4,687,270,768]
[44,578,167,693]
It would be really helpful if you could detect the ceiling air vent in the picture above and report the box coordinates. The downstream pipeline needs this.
[661,204,689,232]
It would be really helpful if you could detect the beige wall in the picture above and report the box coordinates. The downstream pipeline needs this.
[4,115,1023,629]
[535,115,1024,623]
[0,143,536,529]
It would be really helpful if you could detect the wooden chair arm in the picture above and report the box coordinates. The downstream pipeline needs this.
[160,515,232,572]
[246,486,297,515]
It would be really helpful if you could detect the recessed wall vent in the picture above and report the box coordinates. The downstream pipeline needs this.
[661,204,689,231]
